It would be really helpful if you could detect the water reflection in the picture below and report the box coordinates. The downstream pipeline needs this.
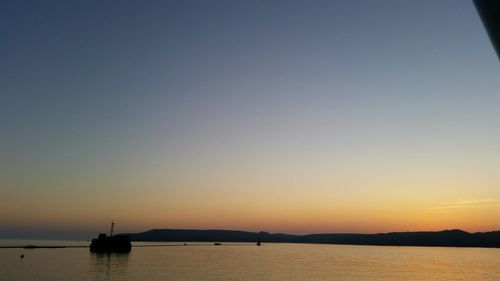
[1,242,499,281]
[90,252,129,281]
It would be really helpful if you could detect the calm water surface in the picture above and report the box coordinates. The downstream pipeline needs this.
[1,240,500,280]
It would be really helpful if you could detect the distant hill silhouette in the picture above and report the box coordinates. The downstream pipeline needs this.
[122,229,500,248]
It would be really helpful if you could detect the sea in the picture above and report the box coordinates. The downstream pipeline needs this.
[1,239,500,280]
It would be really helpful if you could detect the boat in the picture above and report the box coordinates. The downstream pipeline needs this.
[90,221,132,253]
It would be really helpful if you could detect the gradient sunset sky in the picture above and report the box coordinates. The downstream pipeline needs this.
[1,0,500,239]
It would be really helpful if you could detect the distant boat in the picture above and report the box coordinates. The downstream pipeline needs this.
[257,237,261,246]
[90,221,131,253]
[214,242,222,246]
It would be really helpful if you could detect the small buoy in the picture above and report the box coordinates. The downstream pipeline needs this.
[184,243,187,246]
[20,254,24,259]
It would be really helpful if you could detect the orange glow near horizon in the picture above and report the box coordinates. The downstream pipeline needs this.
[4,189,499,235]
[3,158,500,235]
[3,157,500,236]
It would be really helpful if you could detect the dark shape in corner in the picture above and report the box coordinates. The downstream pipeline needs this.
[90,221,131,253]
[474,0,500,60]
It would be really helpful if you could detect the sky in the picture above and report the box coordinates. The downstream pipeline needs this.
[1,0,500,239]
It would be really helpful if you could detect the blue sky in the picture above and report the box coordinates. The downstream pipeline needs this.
[1,0,499,239]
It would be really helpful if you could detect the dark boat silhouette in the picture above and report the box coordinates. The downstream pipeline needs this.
[90,221,131,253]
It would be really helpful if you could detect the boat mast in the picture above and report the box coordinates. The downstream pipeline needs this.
[110,220,115,236]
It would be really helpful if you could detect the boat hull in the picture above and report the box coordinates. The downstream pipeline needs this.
[90,235,132,253]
